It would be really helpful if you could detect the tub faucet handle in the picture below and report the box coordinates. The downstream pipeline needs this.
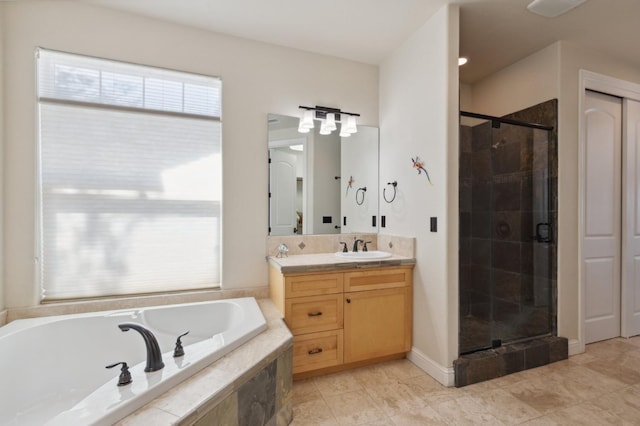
[173,331,190,358]
[105,361,132,386]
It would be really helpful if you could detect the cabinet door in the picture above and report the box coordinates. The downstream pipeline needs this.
[343,287,411,363]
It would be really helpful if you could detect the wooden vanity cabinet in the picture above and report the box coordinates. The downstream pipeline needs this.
[269,264,413,377]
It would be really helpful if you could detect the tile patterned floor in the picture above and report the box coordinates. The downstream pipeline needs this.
[291,337,640,425]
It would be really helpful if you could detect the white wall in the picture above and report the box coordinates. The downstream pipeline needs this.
[379,4,459,376]
[2,0,378,308]
[459,83,472,111]
[0,3,5,311]
[468,40,640,348]
[470,42,561,116]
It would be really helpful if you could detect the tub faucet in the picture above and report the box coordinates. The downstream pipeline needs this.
[118,322,165,372]
[352,239,364,252]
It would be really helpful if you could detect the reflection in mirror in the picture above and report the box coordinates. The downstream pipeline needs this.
[268,113,379,236]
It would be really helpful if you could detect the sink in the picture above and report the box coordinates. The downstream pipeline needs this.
[334,251,392,259]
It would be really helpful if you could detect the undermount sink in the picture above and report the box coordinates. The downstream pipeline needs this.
[334,251,392,259]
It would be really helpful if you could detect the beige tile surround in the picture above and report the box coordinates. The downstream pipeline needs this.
[292,337,640,425]
[266,233,415,258]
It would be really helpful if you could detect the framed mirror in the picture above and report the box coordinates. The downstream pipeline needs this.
[268,113,379,236]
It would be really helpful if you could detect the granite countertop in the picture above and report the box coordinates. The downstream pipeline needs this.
[267,252,416,274]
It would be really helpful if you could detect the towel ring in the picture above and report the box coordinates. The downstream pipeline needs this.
[356,187,367,205]
[383,181,397,203]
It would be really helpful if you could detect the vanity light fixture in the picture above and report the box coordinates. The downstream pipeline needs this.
[339,123,351,137]
[297,109,314,133]
[325,112,337,131]
[297,105,360,136]
[319,119,332,135]
[344,115,358,134]
[297,120,311,133]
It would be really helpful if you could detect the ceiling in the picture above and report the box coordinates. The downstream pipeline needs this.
[76,0,640,84]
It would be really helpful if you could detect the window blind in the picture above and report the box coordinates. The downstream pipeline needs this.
[37,49,222,300]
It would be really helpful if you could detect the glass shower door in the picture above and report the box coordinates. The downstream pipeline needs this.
[459,113,555,355]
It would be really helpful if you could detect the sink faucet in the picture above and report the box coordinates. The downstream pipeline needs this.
[118,322,165,372]
[352,239,364,252]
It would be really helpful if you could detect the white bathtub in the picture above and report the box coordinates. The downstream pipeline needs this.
[0,297,267,426]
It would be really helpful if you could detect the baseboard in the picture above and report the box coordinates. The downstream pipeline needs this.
[407,347,455,387]
[568,338,584,356]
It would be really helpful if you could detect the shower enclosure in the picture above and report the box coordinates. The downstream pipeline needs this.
[459,108,557,355]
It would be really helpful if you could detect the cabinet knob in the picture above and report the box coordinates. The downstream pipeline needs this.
[307,311,323,317]
[346,298,351,303]
[308,348,323,355]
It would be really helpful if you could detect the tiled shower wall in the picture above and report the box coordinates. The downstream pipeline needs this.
[459,99,558,354]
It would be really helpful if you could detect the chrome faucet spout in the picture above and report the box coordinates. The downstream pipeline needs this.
[118,322,165,372]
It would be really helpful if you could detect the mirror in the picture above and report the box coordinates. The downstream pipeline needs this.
[268,113,379,235]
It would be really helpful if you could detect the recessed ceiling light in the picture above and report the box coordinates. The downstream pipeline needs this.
[458,57,468,66]
[527,0,588,18]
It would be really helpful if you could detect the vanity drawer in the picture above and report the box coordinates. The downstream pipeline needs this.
[344,267,412,292]
[284,272,343,298]
[293,329,343,374]
[285,294,343,335]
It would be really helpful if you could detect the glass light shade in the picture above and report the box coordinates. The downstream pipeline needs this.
[297,119,311,133]
[319,119,332,135]
[339,124,351,137]
[300,109,314,129]
[324,112,337,131]
[344,115,358,134]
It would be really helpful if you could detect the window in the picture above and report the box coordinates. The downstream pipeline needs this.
[37,49,222,300]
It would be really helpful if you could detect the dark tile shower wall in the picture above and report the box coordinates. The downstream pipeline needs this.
[459,99,558,355]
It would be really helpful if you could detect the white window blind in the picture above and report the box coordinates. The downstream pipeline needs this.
[37,49,222,300]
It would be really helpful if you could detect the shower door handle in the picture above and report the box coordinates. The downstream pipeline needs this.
[533,222,552,243]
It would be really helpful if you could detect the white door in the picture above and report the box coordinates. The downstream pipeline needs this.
[583,90,622,344]
[269,149,298,236]
[622,99,640,337]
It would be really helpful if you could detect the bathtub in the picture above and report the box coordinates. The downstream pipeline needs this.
[0,297,267,426]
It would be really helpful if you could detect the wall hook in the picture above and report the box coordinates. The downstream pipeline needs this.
[383,181,398,203]
[356,187,367,205]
